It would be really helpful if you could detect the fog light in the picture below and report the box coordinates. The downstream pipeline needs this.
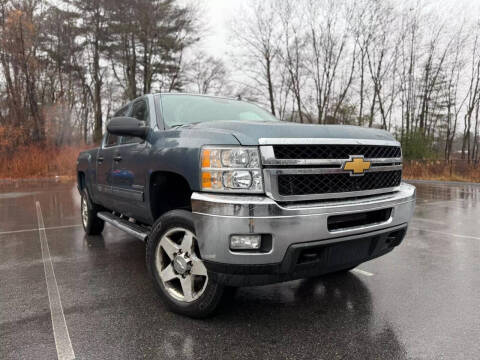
[230,235,261,250]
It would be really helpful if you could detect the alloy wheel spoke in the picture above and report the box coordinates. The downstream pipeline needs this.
[160,264,178,283]
[157,228,208,303]
[180,232,194,253]
[190,257,207,277]
[160,236,180,260]
[81,199,88,225]
[180,275,194,302]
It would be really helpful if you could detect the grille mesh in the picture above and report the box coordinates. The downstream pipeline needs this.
[273,145,401,159]
[278,170,402,196]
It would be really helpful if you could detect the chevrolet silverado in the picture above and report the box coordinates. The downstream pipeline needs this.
[77,93,416,317]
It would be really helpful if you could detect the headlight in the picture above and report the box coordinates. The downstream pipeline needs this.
[201,146,263,193]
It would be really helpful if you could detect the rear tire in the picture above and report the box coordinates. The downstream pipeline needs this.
[80,189,104,235]
[146,210,224,318]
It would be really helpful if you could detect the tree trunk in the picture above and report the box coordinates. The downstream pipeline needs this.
[358,53,365,126]
[93,34,103,143]
[266,56,276,116]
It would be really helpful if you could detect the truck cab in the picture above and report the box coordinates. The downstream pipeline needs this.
[77,93,416,317]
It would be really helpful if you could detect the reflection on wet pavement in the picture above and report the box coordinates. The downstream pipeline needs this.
[1,180,479,359]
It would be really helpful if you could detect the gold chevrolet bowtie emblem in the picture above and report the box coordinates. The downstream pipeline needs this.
[343,156,371,175]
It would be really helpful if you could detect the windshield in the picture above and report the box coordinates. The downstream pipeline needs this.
[158,94,278,127]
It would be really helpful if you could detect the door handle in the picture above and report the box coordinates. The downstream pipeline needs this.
[97,156,104,163]
[113,155,122,162]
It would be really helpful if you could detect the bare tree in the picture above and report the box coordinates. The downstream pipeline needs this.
[185,52,227,94]
[66,0,110,143]
[442,27,468,160]
[398,3,422,143]
[350,0,375,126]
[304,0,355,124]
[364,0,397,129]
[232,0,281,116]
[462,23,480,161]
[277,0,307,122]
[0,0,45,142]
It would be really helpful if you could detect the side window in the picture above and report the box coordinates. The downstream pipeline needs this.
[131,100,149,122]
[114,105,130,117]
[121,100,149,145]
[105,133,119,147]
[104,105,129,147]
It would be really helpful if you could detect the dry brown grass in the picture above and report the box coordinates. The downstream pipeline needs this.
[0,145,90,180]
[403,160,480,183]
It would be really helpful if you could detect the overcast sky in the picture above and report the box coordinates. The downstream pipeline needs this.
[194,0,480,60]
[194,0,242,58]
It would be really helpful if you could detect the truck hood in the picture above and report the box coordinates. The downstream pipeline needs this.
[187,120,396,145]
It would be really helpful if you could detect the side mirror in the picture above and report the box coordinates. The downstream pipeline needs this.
[107,117,149,139]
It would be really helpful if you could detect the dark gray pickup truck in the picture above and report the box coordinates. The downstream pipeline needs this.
[77,93,416,317]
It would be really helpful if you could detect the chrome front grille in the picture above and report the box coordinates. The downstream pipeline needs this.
[260,138,403,202]
[273,144,401,160]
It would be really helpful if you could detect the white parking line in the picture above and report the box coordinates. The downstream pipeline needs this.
[415,200,465,208]
[410,226,480,240]
[0,224,82,236]
[35,201,75,360]
[411,218,446,225]
[352,268,374,277]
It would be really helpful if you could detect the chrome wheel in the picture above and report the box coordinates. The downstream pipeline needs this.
[155,227,208,303]
[81,196,88,228]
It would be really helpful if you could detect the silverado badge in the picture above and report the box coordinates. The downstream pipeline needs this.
[343,156,371,176]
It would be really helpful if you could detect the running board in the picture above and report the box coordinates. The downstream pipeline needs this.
[97,212,149,241]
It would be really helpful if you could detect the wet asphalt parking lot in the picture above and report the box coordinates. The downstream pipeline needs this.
[1,180,479,360]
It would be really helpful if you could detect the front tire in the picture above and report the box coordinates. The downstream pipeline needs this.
[80,189,104,235]
[146,210,224,318]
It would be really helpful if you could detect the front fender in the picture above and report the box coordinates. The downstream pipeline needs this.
[77,149,97,194]
[147,129,240,191]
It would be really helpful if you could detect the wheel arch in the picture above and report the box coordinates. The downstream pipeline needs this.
[148,171,193,222]
[77,171,86,191]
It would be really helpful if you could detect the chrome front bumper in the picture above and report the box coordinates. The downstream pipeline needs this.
[191,182,416,266]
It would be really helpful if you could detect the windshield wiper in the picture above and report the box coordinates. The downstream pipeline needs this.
[169,122,203,129]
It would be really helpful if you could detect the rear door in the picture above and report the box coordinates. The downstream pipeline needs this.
[95,132,119,208]
[111,98,151,221]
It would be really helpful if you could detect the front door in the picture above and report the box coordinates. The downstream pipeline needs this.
[112,98,150,222]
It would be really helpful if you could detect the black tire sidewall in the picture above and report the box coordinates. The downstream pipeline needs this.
[146,210,224,318]
[81,189,104,235]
